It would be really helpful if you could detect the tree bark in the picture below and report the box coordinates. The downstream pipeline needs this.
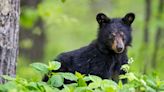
[20,0,45,61]
[151,0,163,68]
[143,0,151,74]
[144,0,151,43]
[0,0,20,84]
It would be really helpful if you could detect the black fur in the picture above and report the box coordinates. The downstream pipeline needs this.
[44,13,135,82]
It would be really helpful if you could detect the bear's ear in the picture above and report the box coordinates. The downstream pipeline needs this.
[122,13,135,25]
[96,13,110,25]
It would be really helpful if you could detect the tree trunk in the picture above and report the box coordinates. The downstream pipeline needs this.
[144,0,151,43]
[0,0,20,84]
[143,0,151,74]
[151,0,163,68]
[20,0,46,61]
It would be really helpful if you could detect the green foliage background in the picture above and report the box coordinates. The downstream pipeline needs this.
[18,0,164,81]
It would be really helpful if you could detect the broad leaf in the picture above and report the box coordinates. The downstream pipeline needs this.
[48,74,64,87]
[75,72,85,79]
[88,82,100,89]
[59,72,78,81]
[78,78,87,87]
[30,63,49,74]
[48,61,61,71]
[89,75,102,83]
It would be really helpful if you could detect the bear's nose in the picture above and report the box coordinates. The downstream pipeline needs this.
[116,45,123,52]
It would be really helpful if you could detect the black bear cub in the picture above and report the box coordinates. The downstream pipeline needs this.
[47,13,135,82]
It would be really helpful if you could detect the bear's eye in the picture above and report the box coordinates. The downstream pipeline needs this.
[121,34,126,41]
[119,32,125,38]
[122,37,125,41]
[108,33,115,39]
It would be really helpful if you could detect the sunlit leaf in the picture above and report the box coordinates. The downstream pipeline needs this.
[121,64,130,73]
[101,80,117,91]
[30,63,49,74]
[88,82,100,89]
[77,78,87,87]
[75,72,85,79]
[48,61,61,71]
[59,72,78,81]
[88,75,102,83]
[47,74,64,87]
[74,87,92,92]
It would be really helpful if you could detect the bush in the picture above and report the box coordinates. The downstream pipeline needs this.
[0,59,164,92]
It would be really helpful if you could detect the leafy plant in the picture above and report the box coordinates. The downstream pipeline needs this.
[0,60,164,92]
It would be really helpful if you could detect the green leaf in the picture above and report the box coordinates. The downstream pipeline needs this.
[119,74,127,80]
[78,78,87,87]
[140,79,146,86]
[30,63,49,74]
[37,82,55,92]
[75,72,85,79]
[89,75,102,83]
[15,77,28,86]
[61,85,71,92]
[35,82,48,92]
[88,82,100,89]
[145,78,156,88]
[66,83,78,87]
[101,80,117,91]
[126,73,138,81]
[52,88,60,92]
[59,72,78,81]
[0,81,17,91]
[66,83,78,92]
[30,82,56,92]
[1,75,15,81]
[47,74,64,87]
[121,64,130,73]
[48,61,61,71]
[93,89,102,92]
[118,80,123,89]
[103,86,115,92]
[74,87,93,92]
[27,82,38,90]
[83,76,91,82]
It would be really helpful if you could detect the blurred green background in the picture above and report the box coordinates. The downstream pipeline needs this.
[18,0,164,81]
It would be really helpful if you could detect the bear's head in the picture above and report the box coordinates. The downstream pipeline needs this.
[96,13,135,53]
